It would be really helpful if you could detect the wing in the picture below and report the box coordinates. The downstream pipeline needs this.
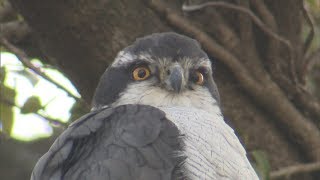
[31,105,185,180]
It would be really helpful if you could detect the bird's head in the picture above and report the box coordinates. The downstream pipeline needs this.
[92,32,220,112]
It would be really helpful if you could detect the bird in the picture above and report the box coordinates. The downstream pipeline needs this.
[31,32,259,180]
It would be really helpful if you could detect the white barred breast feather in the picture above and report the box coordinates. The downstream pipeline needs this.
[160,106,259,180]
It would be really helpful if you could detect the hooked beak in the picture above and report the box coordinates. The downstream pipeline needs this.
[166,64,184,93]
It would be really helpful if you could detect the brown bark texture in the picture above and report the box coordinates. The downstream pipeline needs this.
[1,0,320,179]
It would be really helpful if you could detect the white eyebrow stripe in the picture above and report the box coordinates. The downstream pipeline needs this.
[111,51,156,67]
[111,51,136,67]
[197,58,212,68]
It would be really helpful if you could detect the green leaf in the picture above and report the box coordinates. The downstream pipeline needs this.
[20,96,42,114]
[0,85,16,135]
[252,150,271,180]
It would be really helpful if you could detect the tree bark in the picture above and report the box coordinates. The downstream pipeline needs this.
[2,0,320,179]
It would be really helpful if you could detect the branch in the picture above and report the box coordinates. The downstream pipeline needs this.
[250,1,320,123]
[148,0,320,161]
[199,8,241,53]
[0,20,31,42]
[249,0,283,81]
[0,37,84,103]
[183,0,265,79]
[295,85,320,121]
[237,0,255,50]
[249,0,277,30]
[270,162,320,179]
[183,1,320,122]
[182,1,298,83]
[304,48,320,73]
[182,1,291,53]
[234,0,268,75]
[0,96,68,128]
[301,0,314,55]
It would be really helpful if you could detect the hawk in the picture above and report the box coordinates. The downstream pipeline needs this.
[31,32,258,180]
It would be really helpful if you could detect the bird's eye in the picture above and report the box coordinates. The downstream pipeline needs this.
[193,71,204,85]
[132,66,151,81]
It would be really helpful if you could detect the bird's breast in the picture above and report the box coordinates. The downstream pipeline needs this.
[158,106,259,180]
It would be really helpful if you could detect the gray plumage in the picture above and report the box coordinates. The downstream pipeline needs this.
[31,32,259,180]
[32,105,185,180]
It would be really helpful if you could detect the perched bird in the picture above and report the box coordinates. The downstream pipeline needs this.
[31,32,258,180]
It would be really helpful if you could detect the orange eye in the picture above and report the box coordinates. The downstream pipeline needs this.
[132,67,151,81]
[195,71,204,85]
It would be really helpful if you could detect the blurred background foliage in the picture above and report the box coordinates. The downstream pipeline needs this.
[0,52,88,141]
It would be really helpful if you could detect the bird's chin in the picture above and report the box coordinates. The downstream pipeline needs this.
[163,80,187,94]
[163,86,185,94]
[111,85,218,117]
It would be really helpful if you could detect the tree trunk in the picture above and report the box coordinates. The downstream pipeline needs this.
[2,0,320,179]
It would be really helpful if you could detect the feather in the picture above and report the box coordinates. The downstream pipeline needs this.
[31,105,185,180]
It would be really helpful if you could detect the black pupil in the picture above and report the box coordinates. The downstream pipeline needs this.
[138,69,146,78]
[191,73,199,82]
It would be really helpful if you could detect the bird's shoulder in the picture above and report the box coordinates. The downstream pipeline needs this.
[31,104,185,180]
